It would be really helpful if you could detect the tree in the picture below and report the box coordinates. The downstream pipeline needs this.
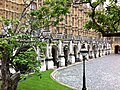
[0,0,70,90]
[78,0,120,37]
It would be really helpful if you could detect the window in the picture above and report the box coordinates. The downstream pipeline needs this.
[30,3,37,9]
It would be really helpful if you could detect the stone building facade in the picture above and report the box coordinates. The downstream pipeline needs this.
[0,0,113,73]
[112,37,120,54]
[0,0,23,32]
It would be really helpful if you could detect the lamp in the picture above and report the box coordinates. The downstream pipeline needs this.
[80,44,88,56]
[80,43,88,90]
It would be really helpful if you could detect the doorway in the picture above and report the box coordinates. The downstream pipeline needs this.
[52,45,58,66]
[115,45,119,54]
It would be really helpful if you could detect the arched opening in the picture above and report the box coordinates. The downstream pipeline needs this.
[92,45,97,58]
[52,45,58,66]
[63,45,69,66]
[74,45,78,62]
[115,45,119,54]
[88,44,92,59]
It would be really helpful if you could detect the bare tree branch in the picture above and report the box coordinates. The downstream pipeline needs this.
[2,23,8,35]
[14,0,34,34]
[89,2,105,35]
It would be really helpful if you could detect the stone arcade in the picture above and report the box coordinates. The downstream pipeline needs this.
[0,36,112,80]
[39,37,112,71]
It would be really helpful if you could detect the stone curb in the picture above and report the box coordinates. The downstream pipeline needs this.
[51,62,83,90]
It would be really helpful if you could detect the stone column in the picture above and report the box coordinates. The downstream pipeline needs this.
[85,43,89,60]
[34,46,46,71]
[58,40,65,66]
[96,45,99,58]
[69,41,75,64]
[36,46,40,60]
[106,43,108,55]
[88,44,93,59]
[58,40,62,55]
[69,41,73,53]
[108,43,112,54]
[45,44,54,70]
[46,44,49,58]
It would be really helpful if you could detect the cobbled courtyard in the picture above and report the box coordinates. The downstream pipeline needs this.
[54,54,120,90]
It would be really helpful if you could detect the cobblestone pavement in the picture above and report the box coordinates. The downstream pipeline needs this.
[54,54,120,90]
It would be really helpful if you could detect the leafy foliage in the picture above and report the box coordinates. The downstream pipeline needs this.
[29,0,70,29]
[13,48,40,74]
[0,0,71,90]
[81,0,120,35]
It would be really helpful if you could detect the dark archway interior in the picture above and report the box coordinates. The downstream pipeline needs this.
[52,45,58,66]
[74,45,78,62]
[115,45,119,54]
[63,45,69,66]
[92,45,97,58]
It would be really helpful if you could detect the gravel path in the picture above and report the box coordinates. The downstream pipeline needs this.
[54,54,120,90]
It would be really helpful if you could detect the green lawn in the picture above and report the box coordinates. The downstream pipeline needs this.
[0,81,1,90]
[17,70,73,90]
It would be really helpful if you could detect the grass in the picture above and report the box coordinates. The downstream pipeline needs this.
[0,81,1,90]
[17,69,73,90]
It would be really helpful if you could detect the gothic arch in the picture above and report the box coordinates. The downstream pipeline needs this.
[52,45,58,66]
[63,45,69,66]
[74,45,78,62]
[115,45,119,54]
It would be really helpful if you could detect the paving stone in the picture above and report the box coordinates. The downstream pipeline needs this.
[54,54,120,90]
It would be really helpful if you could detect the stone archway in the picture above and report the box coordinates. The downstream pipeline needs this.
[74,45,78,62]
[92,45,97,58]
[52,45,58,66]
[115,45,119,54]
[63,45,69,66]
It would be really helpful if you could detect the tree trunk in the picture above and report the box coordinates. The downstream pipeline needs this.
[11,73,20,90]
[1,49,11,90]
[1,49,20,90]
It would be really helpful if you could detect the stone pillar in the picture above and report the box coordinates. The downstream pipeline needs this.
[36,46,40,60]
[69,41,73,53]
[78,42,81,51]
[40,58,46,71]
[101,44,104,56]
[109,43,112,54]
[85,43,89,60]
[76,42,81,62]
[46,44,49,58]
[69,41,75,64]
[45,44,54,70]
[35,46,46,71]
[107,43,111,55]
[49,45,52,57]
[58,40,65,66]
[88,44,93,59]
